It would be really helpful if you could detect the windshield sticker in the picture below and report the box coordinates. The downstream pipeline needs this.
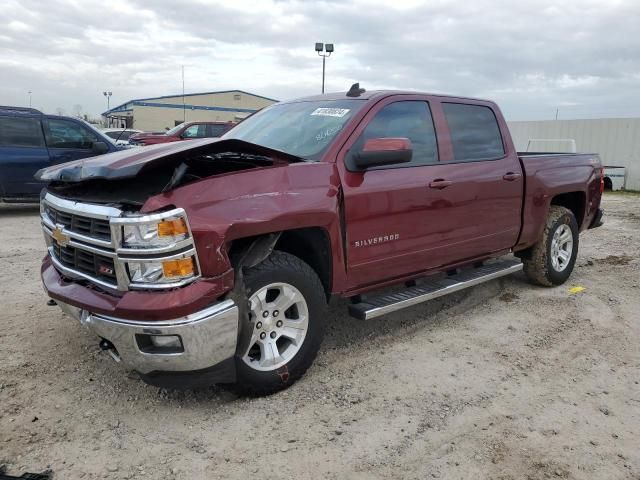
[311,108,350,118]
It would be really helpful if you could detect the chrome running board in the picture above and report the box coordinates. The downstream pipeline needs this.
[348,258,523,320]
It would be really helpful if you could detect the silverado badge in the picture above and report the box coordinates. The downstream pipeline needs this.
[52,226,70,247]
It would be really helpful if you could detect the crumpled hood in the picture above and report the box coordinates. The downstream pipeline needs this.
[35,138,303,182]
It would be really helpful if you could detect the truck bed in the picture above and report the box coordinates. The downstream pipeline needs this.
[516,152,602,250]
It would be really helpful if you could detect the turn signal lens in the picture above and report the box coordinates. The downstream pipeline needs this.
[157,218,188,237]
[162,257,194,278]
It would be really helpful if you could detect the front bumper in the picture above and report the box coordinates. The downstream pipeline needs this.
[57,299,239,380]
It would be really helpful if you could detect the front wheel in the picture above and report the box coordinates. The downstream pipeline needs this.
[234,251,326,395]
[522,205,579,286]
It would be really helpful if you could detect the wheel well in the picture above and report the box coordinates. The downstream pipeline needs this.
[228,228,332,299]
[551,192,586,228]
[274,228,332,298]
[603,176,613,191]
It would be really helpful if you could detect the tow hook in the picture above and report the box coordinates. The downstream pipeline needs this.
[99,338,121,363]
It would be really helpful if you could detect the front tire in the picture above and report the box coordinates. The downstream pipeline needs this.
[234,251,326,395]
[522,205,579,286]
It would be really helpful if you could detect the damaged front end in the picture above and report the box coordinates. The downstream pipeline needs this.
[38,138,304,387]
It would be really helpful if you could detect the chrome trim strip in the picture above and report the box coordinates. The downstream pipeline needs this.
[116,237,194,255]
[129,277,202,290]
[110,208,186,225]
[122,248,198,263]
[91,300,236,327]
[44,192,123,220]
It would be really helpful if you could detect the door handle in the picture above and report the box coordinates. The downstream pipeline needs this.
[429,179,453,189]
[502,172,522,181]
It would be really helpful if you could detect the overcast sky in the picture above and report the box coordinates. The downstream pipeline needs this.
[1,0,639,121]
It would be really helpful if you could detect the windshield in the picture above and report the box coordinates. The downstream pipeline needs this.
[166,123,184,135]
[222,99,366,160]
[82,120,116,144]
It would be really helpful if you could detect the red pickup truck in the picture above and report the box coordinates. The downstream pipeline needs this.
[128,121,235,146]
[37,86,604,394]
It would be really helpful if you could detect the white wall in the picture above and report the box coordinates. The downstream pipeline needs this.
[508,118,640,190]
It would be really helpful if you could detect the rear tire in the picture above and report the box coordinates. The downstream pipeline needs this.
[234,251,326,395]
[522,205,579,286]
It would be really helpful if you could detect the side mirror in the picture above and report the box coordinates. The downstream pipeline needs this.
[91,141,109,154]
[351,138,412,170]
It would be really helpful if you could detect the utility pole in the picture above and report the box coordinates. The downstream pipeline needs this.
[28,90,32,107]
[315,43,334,94]
[182,65,186,123]
[555,108,559,120]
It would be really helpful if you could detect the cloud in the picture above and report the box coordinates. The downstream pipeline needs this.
[0,0,639,120]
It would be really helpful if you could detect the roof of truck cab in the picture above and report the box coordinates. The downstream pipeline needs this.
[282,90,493,104]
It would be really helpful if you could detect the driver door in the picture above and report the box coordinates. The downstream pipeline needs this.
[338,98,444,288]
[181,124,207,139]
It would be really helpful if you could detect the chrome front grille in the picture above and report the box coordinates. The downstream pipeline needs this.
[41,193,201,291]
[52,242,117,284]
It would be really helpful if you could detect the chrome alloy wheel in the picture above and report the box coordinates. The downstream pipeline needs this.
[242,282,309,371]
[550,224,573,272]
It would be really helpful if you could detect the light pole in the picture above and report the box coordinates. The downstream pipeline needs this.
[28,90,32,108]
[315,42,334,94]
[103,91,112,127]
[103,91,112,110]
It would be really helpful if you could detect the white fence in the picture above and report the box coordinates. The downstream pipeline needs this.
[508,118,640,190]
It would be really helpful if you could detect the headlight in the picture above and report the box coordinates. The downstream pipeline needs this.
[121,213,189,249]
[127,255,197,285]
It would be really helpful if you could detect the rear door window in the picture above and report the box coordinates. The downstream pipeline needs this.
[353,101,438,167]
[45,119,98,149]
[0,116,45,148]
[442,103,504,161]
[207,124,230,137]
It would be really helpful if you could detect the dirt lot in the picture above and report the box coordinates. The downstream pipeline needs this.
[1,194,639,480]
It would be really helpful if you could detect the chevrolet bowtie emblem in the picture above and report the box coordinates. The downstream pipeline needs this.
[52,226,70,247]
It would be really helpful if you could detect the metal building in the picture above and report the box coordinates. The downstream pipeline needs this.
[508,118,640,190]
[102,90,277,132]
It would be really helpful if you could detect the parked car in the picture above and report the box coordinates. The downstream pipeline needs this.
[36,86,604,394]
[128,121,235,146]
[101,128,143,146]
[0,106,120,202]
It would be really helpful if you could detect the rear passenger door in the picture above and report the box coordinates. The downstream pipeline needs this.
[427,101,523,263]
[0,115,50,198]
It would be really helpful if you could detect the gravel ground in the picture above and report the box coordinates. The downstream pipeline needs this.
[1,193,639,480]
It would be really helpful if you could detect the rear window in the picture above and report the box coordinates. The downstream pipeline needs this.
[0,116,45,148]
[442,103,504,161]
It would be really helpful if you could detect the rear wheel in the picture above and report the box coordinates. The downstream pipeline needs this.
[235,251,326,395]
[522,205,579,286]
